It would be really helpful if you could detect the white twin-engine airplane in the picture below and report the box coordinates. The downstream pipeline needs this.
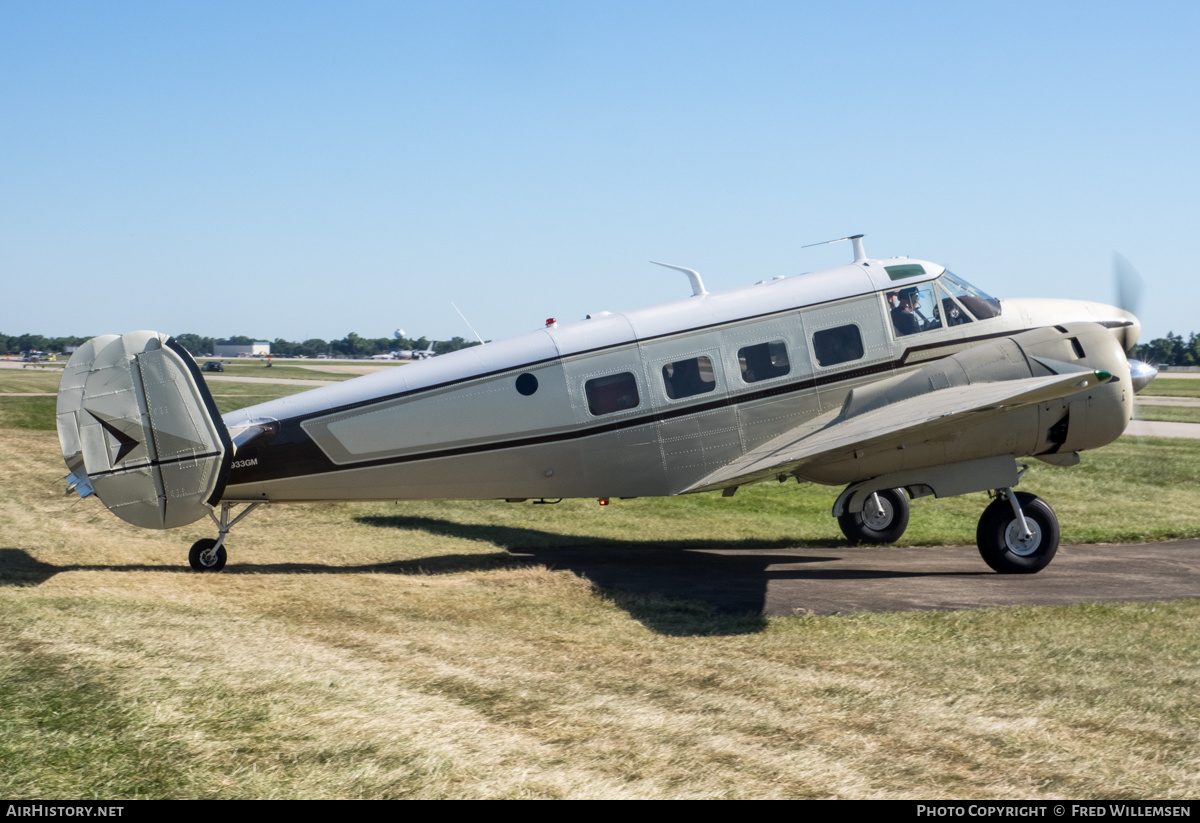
[57,236,1155,575]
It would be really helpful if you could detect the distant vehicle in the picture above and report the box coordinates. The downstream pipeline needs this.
[370,352,398,361]
[202,361,224,372]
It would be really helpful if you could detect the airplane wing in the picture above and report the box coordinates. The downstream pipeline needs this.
[683,369,1112,494]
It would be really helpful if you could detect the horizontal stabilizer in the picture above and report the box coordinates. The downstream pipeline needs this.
[57,332,232,529]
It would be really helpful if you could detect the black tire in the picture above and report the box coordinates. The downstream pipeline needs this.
[976,492,1059,574]
[838,488,910,544]
[188,538,227,572]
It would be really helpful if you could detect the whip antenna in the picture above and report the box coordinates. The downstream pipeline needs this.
[451,302,486,346]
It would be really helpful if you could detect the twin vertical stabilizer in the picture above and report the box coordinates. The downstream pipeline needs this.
[57,331,232,529]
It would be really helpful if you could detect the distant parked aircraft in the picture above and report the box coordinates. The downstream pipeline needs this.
[410,342,437,360]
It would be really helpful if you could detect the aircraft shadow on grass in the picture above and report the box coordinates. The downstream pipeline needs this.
[354,515,994,635]
[1,515,990,636]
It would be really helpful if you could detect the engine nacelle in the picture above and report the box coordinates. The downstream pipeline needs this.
[800,322,1132,487]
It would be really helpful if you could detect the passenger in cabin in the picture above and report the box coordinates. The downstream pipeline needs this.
[662,357,713,399]
[890,289,922,337]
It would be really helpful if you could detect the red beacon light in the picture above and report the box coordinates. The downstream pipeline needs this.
[598,498,610,506]
[545,318,558,328]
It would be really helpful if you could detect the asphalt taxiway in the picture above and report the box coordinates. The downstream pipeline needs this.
[512,539,1200,616]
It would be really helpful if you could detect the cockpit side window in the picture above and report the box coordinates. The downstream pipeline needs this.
[936,282,974,327]
[887,284,942,337]
[941,271,1002,319]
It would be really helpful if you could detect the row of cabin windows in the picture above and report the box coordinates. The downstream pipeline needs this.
[578,275,1001,415]
[583,331,862,415]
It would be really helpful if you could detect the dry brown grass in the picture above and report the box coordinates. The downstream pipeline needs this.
[2,427,1198,799]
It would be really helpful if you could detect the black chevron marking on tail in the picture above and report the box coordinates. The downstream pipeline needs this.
[90,413,140,465]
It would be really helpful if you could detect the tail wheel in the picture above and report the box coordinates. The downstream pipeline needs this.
[838,488,910,544]
[188,538,227,572]
[976,492,1059,574]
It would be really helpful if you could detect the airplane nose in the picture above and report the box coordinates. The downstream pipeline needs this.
[1128,360,1158,394]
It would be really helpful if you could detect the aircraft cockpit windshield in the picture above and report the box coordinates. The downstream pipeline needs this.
[940,271,1002,320]
[887,271,1001,338]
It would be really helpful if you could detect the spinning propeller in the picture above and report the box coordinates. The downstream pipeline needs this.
[1113,252,1158,394]
[1114,252,1159,438]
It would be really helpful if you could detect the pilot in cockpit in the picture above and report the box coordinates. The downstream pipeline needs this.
[890,288,922,337]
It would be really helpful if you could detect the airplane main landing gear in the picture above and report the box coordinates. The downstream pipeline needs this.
[838,488,910,544]
[976,489,1059,574]
[188,502,262,572]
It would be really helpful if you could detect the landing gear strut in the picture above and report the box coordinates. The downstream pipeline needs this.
[188,502,262,572]
[976,489,1059,573]
[838,488,910,544]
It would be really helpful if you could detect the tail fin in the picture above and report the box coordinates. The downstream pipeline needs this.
[56,331,232,529]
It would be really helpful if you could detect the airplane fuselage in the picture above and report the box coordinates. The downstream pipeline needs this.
[219,258,1136,503]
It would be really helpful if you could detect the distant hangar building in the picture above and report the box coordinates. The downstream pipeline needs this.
[213,342,271,357]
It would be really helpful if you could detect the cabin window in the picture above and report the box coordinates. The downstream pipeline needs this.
[813,325,864,366]
[661,356,716,399]
[585,372,640,415]
[738,341,790,383]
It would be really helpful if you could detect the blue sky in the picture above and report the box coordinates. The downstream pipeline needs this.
[2,1,1197,344]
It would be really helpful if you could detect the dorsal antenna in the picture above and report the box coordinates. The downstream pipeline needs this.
[802,233,867,263]
[450,302,485,345]
[650,261,707,296]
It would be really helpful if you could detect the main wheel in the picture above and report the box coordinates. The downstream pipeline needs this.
[188,538,227,572]
[838,488,910,544]
[976,492,1059,574]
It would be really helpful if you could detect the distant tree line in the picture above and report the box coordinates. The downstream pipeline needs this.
[9,328,1191,366]
[1130,332,1200,367]
[1,331,483,358]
